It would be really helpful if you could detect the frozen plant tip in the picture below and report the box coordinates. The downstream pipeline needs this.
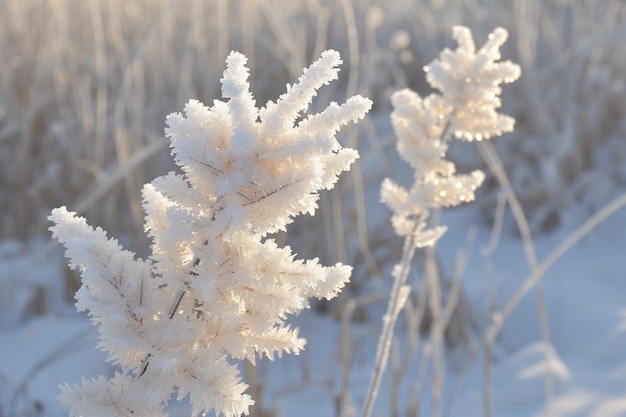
[50,50,371,417]
[381,25,520,243]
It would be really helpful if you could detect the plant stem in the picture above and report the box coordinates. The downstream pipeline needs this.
[361,233,416,417]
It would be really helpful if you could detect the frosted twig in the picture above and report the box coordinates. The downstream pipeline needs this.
[374,26,520,417]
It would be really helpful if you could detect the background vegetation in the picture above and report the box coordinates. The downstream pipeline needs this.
[2,0,624,244]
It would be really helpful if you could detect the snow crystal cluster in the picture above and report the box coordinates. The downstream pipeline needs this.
[49,50,371,417]
[381,26,520,246]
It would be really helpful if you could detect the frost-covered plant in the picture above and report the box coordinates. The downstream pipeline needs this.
[381,26,520,244]
[49,50,371,417]
[362,26,520,417]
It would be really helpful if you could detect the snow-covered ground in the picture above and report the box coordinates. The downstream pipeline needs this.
[2,200,625,417]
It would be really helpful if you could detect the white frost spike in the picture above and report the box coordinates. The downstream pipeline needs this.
[221,52,258,154]
[49,206,155,371]
[260,49,343,137]
[50,50,370,417]
[58,373,171,417]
